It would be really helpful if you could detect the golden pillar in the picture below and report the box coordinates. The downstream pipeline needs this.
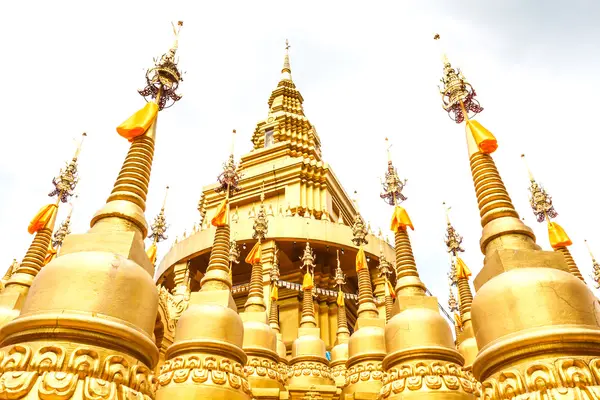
[288,241,337,399]
[438,47,600,398]
[0,23,187,397]
[343,213,386,398]
[380,148,475,399]
[330,250,350,389]
[240,189,285,398]
[156,148,252,399]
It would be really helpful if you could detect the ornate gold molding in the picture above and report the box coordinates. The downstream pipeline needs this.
[157,354,251,395]
[380,360,480,397]
[0,343,155,399]
[344,362,383,386]
[288,361,332,381]
[244,356,285,386]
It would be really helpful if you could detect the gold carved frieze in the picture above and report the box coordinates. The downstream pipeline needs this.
[331,363,346,378]
[0,343,156,399]
[344,362,383,386]
[157,353,251,395]
[380,360,479,398]
[480,357,600,399]
[288,361,332,381]
[244,356,285,386]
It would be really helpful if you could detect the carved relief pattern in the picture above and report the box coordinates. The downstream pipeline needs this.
[330,363,346,378]
[0,344,156,400]
[157,354,252,395]
[344,362,383,386]
[288,362,332,380]
[380,361,479,398]
[244,357,285,386]
[278,362,289,385]
[480,357,600,399]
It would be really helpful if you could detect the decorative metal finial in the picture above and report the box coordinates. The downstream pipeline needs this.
[585,240,600,289]
[300,241,316,276]
[270,245,281,284]
[52,195,78,248]
[285,39,291,52]
[229,237,240,266]
[138,21,184,110]
[376,250,394,281]
[48,133,86,203]
[448,286,459,312]
[380,138,407,206]
[444,202,465,257]
[351,213,369,247]
[148,186,170,243]
[521,154,558,223]
[253,181,268,241]
[334,249,346,288]
[215,130,243,197]
[448,258,459,286]
[437,34,483,123]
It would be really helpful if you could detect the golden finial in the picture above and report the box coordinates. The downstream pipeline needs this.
[380,138,407,206]
[148,186,170,244]
[282,39,292,74]
[443,202,465,257]
[52,194,79,249]
[215,132,242,198]
[229,237,240,266]
[138,21,184,110]
[270,244,281,284]
[521,154,558,223]
[253,181,268,241]
[49,134,86,203]
[300,241,317,275]
[585,240,600,288]
[351,212,368,247]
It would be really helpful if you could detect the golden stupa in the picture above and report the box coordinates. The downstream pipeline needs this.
[1,24,600,400]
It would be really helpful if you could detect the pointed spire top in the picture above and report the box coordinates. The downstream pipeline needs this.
[73,133,87,161]
[161,185,170,211]
[270,244,281,283]
[149,191,169,243]
[252,181,268,241]
[380,138,408,206]
[586,240,597,262]
[282,39,292,76]
[334,249,346,288]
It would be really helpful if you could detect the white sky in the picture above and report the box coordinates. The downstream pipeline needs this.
[1,0,599,311]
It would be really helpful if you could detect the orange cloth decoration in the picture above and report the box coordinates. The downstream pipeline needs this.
[116,102,159,141]
[302,272,314,290]
[385,279,396,299]
[356,246,367,272]
[146,243,157,265]
[244,242,262,265]
[466,120,498,154]
[390,206,414,232]
[455,257,472,279]
[28,204,58,234]
[454,312,463,330]
[44,245,57,266]
[336,289,344,307]
[270,284,279,301]
[211,199,229,227]
[548,221,572,249]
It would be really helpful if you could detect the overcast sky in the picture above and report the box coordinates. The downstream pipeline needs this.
[1,0,599,311]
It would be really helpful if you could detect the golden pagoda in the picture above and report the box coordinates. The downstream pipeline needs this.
[3,24,600,400]
[438,34,600,397]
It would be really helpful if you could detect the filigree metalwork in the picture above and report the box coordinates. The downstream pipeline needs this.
[229,238,240,266]
[377,252,394,281]
[448,261,458,286]
[380,160,407,205]
[48,160,79,203]
[215,154,242,196]
[139,21,184,110]
[448,287,459,313]
[439,61,483,123]
[148,209,168,242]
[253,189,268,241]
[52,216,72,248]
[300,242,316,276]
[351,214,369,246]
[527,180,558,223]
[445,224,464,257]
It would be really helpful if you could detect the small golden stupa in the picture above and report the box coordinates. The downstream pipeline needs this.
[1,26,600,400]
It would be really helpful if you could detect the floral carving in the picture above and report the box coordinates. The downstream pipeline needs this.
[244,357,285,385]
[344,362,383,386]
[288,361,332,380]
